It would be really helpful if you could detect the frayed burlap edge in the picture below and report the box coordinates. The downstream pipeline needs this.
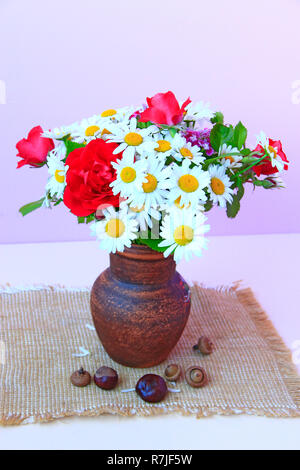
[235,287,300,418]
[1,283,300,425]
[4,403,300,426]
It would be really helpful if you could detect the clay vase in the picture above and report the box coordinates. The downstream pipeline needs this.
[90,244,191,368]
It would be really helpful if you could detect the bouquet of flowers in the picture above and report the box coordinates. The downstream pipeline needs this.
[17,91,289,262]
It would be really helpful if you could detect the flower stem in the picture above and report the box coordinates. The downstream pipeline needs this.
[235,154,266,176]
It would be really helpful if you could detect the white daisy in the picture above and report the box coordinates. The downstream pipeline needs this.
[167,159,210,209]
[207,165,234,207]
[42,122,78,140]
[164,198,205,214]
[110,153,147,198]
[45,146,68,199]
[184,101,214,121]
[91,206,138,254]
[107,118,158,159]
[172,134,205,165]
[219,144,242,169]
[256,131,288,173]
[120,201,161,232]
[70,115,105,143]
[158,208,210,262]
[152,132,176,160]
[42,192,51,208]
[127,158,172,211]
[100,106,135,123]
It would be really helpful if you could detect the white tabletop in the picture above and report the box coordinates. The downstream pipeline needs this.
[0,234,299,450]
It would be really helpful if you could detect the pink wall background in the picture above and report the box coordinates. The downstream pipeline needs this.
[1,0,299,244]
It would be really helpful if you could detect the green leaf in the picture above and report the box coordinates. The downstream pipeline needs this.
[133,238,145,246]
[211,112,224,125]
[209,123,234,151]
[137,121,153,129]
[77,214,96,224]
[253,179,273,189]
[204,199,213,212]
[19,198,45,216]
[86,214,95,224]
[138,238,168,253]
[64,140,85,158]
[169,127,178,138]
[226,183,245,218]
[237,183,245,200]
[53,199,63,206]
[226,195,241,218]
[137,122,146,129]
[240,148,251,156]
[233,121,247,150]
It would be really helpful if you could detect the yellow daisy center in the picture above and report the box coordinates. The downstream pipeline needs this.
[120,166,136,183]
[101,128,111,136]
[225,156,234,163]
[174,196,190,209]
[180,147,193,159]
[178,174,199,193]
[101,109,117,118]
[85,125,100,137]
[130,204,145,213]
[54,169,65,184]
[268,145,277,158]
[155,140,171,153]
[124,132,143,146]
[211,177,225,195]
[105,219,125,238]
[174,225,194,246]
[142,174,158,193]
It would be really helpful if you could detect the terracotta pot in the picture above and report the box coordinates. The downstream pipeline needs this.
[90,244,191,368]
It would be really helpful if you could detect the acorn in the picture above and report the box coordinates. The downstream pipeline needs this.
[94,366,118,390]
[164,364,181,382]
[185,366,208,388]
[70,367,91,387]
[193,336,214,355]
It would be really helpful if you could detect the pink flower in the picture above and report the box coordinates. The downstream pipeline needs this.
[183,128,214,156]
[139,91,191,126]
[16,126,54,168]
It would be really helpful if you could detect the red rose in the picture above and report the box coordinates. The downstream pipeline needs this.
[63,139,120,217]
[16,126,54,168]
[253,139,289,176]
[139,91,191,126]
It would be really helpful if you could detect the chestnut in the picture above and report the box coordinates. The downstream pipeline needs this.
[136,374,168,403]
[70,367,91,387]
[94,366,118,390]
[193,335,214,355]
[164,364,181,382]
[185,366,208,388]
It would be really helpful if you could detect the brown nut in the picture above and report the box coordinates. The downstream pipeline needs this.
[185,366,208,388]
[70,367,91,387]
[164,364,181,382]
[193,336,214,355]
[136,374,168,403]
[94,366,118,390]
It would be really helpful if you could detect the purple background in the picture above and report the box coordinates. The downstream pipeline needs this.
[1,0,299,244]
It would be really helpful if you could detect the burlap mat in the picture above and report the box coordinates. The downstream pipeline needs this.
[0,284,299,425]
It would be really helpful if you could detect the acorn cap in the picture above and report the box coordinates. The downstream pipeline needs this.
[185,366,208,388]
[164,364,181,382]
